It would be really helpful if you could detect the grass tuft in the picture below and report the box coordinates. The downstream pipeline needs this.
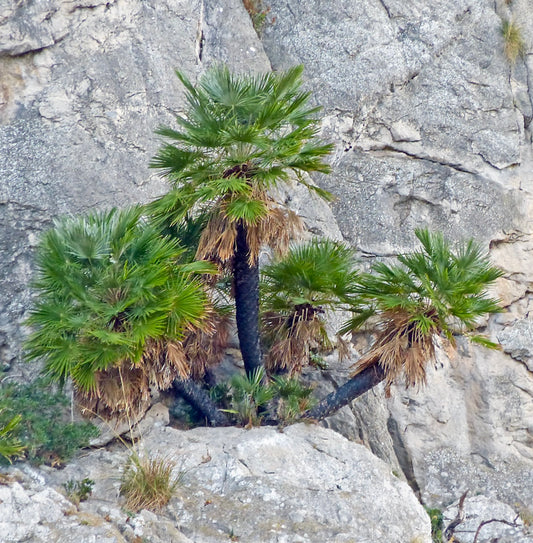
[63,477,94,505]
[242,0,270,34]
[425,507,444,543]
[501,19,526,63]
[120,453,181,512]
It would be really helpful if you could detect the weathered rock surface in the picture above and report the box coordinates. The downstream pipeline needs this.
[498,317,533,371]
[0,471,128,543]
[9,424,431,543]
[442,495,532,543]
[385,341,533,504]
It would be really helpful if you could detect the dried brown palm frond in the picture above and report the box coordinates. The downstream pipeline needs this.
[351,309,443,393]
[76,339,192,420]
[196,194,303,267]
[148,339,190,387]
[253,206,303,260]
[184,310,231,380]
[76,362,151,420]
[196,208,237,265]
[336,335,352,362]
[264,308,329,375]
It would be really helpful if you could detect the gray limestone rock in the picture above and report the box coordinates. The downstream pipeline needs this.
[300,360,405,477]
[385,341,533,509]
[7,424,431,543]
[89,401,170,447]
[0,473,127,543]
[498,317,533,371]
[150,424,431,543]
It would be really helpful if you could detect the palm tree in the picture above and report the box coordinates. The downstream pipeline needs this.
[261,239,360,375]
[148,65,333,376]
[25,206,213,419]
[306,229,503,420]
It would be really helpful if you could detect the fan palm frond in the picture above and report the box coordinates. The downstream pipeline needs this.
[0,413,24,463]
[148,64,333,264]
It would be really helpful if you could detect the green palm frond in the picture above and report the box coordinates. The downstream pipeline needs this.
[262,239,360,312]
[353,229,503,335]
[25,207,210,418]
[227,367,274,426]
[0,413,24,463]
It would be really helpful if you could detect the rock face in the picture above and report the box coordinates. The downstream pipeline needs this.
[160,424,431,542]
[2,0,533,531]
[9,424,431,543]
[385,341,533,506]
[0,473,128,543]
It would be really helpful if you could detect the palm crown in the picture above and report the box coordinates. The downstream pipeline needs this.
[346,228,503,390]
[148,64,333,264]
[25,206,212,418]
[147,65,334,377]
[261,239,360,374]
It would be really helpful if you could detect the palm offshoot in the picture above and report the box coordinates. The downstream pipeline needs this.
[307,229,503,420]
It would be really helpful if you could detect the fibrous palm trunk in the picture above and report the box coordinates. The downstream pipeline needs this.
[173,379,229,426]
[304,364,385,421]
[233,222,263,377]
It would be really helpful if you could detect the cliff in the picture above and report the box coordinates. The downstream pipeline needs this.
[1,1,532,541]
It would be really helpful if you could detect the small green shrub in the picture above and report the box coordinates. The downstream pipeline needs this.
[120,453,181,512]
[63,477,94,505]
[213,369,317,426]
[0,380,99,466]
[309,352,328,370]
[502,19,526,63]
[225,367,274,427]
[425,507,444,543]
[242,0,270,34]
[270,375,316,423]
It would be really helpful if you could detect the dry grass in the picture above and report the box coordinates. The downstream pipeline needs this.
[120,453,181,512]
[242,0,271,33]
[502,19,526,63]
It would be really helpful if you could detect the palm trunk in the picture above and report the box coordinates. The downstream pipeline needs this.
[304,364,385,421]
[233,222,263,377]
[173,379,229,426]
